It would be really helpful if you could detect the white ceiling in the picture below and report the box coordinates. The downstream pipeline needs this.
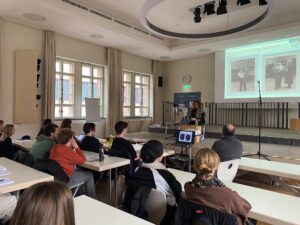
[1,0,300,61]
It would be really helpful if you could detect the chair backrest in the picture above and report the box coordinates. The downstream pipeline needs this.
[174,198,238,225]
[144,189,167,225]
[33,159,69,183]
[217,159,240,183]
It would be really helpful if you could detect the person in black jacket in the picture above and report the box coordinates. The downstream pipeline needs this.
[133,140,182,225]
[109,121,138,160]
[0,124,17,160]
[109,121,139,182]
[80,123,102,152]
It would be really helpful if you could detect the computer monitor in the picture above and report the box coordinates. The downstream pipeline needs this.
[176,130,195,145]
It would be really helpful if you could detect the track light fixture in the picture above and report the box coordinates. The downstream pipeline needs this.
[204,1,216,15]
[217,0,228,15]
[259,0,268,6]
[194,7,201,23]
[237,0,251,6]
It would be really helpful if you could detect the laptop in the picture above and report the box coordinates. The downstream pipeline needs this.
[176,130,195,145]
[76,134,85,142]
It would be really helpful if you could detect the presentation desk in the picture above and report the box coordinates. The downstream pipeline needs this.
[168,168,300,225]
[0,157,53,194]
[74,195,154,225]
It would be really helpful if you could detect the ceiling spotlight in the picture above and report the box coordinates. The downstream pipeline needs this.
[259,0,268,6]
[204,2,216,15]
[217,0,228,15]
[194,7,202,23]
[237,0,251,6]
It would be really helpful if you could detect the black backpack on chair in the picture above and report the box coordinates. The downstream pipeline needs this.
[173,198,238,225]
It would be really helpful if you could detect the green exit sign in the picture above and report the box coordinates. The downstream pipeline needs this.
[183,84,191,90]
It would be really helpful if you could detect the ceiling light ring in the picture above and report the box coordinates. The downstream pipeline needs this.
[139,0,275,39]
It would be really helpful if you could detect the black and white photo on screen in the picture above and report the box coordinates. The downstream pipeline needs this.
[264,55,297,91]
[230,58,256,93]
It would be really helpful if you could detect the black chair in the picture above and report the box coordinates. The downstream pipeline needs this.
[14,151,35,167]
[173,198,238,225]
[33,159,69,183]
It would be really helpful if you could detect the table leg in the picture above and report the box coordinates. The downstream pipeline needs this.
[188,146,192,172]
[115,168,118,207]
[109,169,112,205]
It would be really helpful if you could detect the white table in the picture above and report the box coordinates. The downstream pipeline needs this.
[168,168,300,225]
[80,151,130,206]
[74,195,154,225]
[12,139,35,152]
[0,157,53,194]
[239,157,300,180]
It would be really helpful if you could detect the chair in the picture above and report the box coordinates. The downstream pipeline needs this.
[174,198,238,225]
[33,159,85,197]
[217,159,240,183]
[144,189,167,225]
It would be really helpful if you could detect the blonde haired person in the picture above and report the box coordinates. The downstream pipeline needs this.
[0,124,16,159]
[10,181,75,225]
[184,148,251,225]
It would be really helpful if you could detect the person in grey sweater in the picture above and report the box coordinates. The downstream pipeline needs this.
[212,124,243,162]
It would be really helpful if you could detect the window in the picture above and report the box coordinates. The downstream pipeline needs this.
[55,59,75,118]
[81,64,104,117]
[122,71,151,117]
[55,58,105,119]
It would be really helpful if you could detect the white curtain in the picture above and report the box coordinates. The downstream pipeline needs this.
[152,60,162,124]
[43,31,56,120]
[106,48,122,136]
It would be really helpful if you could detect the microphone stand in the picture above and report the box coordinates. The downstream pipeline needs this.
[244,81,270,160]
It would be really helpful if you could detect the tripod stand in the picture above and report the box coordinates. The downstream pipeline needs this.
[244,81,270,160]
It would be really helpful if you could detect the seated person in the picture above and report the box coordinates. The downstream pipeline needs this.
[0,124,17,160]
[0,194,17,224]
[184,148,251,225]
[109,121,138,160]
[212,124,243,162]
[0,120,4,137]
[50,128,96,199]
[60,118,72,129]
[30,123,58,162]
[80,123,102,152]
[133,140,182,225]
[109,121,139,181]
[36,118,52,137]
[9,181,75,225]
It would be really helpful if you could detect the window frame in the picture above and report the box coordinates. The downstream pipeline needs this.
[80,63,105,118]
[55,57,105,120]
[122,70,152,118]
[55,58,75,119]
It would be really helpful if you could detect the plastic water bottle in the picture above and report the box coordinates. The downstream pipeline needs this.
[99,147,104,162]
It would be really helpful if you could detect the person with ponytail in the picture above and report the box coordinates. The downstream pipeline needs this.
[184,148,251,225]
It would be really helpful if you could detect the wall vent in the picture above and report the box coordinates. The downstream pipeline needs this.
[60,0,164,41]
[114,19,132,28]
[134,27,149,35]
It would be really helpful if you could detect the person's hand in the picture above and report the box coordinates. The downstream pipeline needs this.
[71,138,79,149]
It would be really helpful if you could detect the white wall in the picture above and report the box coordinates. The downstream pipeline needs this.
[0,20,44,138]
[162,54,215,104]
[0,20,155,138]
